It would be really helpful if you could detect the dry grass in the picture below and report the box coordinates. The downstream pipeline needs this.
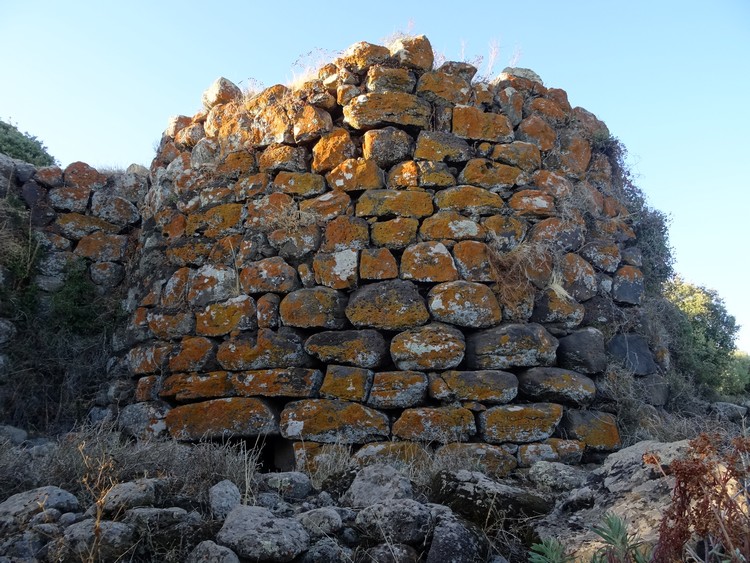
[0,194,40,288]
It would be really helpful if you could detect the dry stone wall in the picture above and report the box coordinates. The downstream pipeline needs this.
[3,35,665,474]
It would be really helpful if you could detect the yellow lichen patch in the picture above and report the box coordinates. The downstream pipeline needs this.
[517,115,557,151]
[392,406,476,443]
[367,371,428,409]
[160,372,233,402]
[452,105,513,142]
[312,128,356,173]
[319,365,373,401]
[489,141,541,173]
[272,171,327,197]
[459,159,524,189]
[452,241,493,282]
[370,217,419,249]
[165,240,213,267]
[280,399,390,443]
[400,242,458,283]
[359,248,398,280]
[196,295,256,336]
[479,403,563,443]
[326,158,384,192]
[168,336,214,372]
[355,189,433,219]
[417,71,471,104]
[232,368,322,398]
[343,92,431,130]
[434,185,504,215]
[438,370,517,404]
[560,410,621,451]
[166,397,279,441]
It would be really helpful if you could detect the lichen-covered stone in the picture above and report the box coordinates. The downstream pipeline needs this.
[479,403,563,443]
[517,367,596,406]
[390,323,465,371]
[166,398,279,441]
[312,128,356,173]
[612,265,644,305]
[362,127,415,168]
[388,34,434,71]
[419,211,485,241]
[559,253,598,302]
[304,330,388,369]
[531,288,585,331]
[233,368,323,398]
[436,370,518,404]
[299,190,352,222]
[160,372,234,402]
[580,240,621,273]
[417,70,472,104]
[508,189,555,217]
[516,115,557,151]
[196,295,256,336]
[75,232,128,262]
[428,281,501,328]
[359,247,399,280]
[392,406,476,443]
[313,249,359,289]
[187,265,238,307]
[293,104,333,144]
[370,217,419,248]
[344,92,431,130]
[466,323,558,369]
[452,241,493,282]
[400,241,458,282]
[320,215,369,252]
[434,185,504,215]
[186,204,243,238]
[490,141,541,172]
[272,171,327,197]
[326,158,384,192]
[452,105,513,143]
[559,409,621,451]
[356,189,434,218]
[280,399,389,443]
[168,336,214,372]
[319,365,373,402]
[367,371,428,409]
[240,257,299,294]
[279,287,348,328]
[458,158,524,191]
[346,279,429,330]
[413,131,471,163]
[216,328,311,370]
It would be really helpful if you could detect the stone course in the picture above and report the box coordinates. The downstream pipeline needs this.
[0,35,665,471]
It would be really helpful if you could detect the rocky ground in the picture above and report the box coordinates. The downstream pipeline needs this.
[0,423,712,563]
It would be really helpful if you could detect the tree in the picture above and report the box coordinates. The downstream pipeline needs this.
[0,118,56,166]
[663,276,740,392]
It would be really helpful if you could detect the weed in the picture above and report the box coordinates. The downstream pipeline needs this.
[0,193,40,289]
[529,537,574,563]
[649,432,750,562]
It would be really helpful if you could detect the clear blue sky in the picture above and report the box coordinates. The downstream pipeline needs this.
[2,1,749,351]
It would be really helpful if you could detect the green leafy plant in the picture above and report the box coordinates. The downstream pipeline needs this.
[529,538,574,563]
[529,515,650,563]
[0,118,56,166]
[591,513,652,562]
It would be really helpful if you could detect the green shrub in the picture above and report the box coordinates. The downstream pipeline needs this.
[0,118,56,166]
[662,276,739,393]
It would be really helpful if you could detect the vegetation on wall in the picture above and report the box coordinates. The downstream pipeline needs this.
[0,118,56,166]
